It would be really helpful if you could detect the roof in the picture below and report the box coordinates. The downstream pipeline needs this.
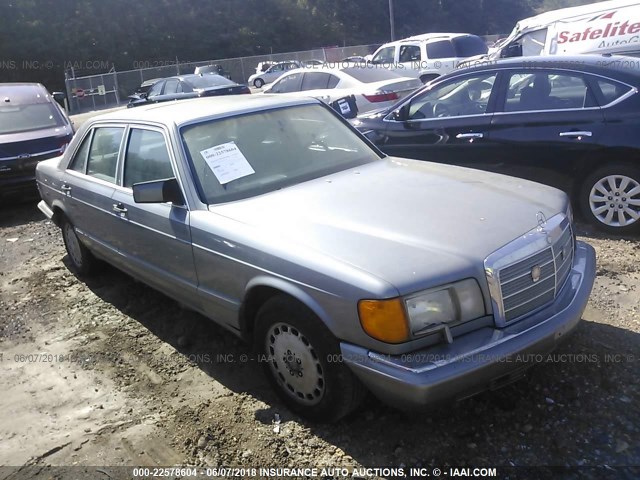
[455,54,640,81]
[0,83,51,105]
[515,0,640,32]
[403,32,468,42]
[88,95,320,127]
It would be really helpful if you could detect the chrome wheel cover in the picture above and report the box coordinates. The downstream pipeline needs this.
[589,174,640,227]
[63,223,83,268]
[265,322,325,406]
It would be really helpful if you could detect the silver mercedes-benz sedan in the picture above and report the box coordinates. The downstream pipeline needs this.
[35,95,596,422]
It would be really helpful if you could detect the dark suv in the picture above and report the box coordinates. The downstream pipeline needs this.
[1,83,74,197]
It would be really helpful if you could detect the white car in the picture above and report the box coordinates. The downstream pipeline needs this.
[369,33,488,83]
[247,61,301,88]
[262,66,422,114]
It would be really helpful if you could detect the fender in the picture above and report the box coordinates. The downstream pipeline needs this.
[242,275,340,338]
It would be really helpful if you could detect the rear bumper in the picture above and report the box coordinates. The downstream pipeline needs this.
[0,173,37,196]
[37,200,55,220]
[341,241,596,410]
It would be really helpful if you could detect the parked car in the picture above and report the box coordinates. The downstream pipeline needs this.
[133,78,163,96]
[339,56,368,64]
[302,59,325,67]
[35,95,595,421]
[248,61,301,88]
[255,61,277,74]
[369,33,488,83]
[352,55,640,234]
[262,66,422,114]
[127,74,250,107]
[0,83,74,197]
[194,64,231,79]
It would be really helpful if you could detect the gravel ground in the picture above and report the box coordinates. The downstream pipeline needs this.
[0,199,638,479]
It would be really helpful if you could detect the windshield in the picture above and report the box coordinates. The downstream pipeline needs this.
[181,104,381,204]
[187,75,235,89]
[0,103,65,135]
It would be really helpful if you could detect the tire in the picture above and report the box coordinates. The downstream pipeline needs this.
[579,164,640,234]
[253,78,265,89]
[254,296,366,422]
[61,218,98,275]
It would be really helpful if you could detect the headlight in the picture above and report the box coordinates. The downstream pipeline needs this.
[404,279,485,336]
[358,278,485,343]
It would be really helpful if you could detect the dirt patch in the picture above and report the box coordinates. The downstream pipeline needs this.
[0,201,638,478]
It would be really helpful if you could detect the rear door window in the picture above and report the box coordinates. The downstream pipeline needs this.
[163,79,179,94]
[426,40,456,59]
[593,78,632,106]
[86,127,124,183]
[399,45,421,62]
[301,72,332,90]
[504,72,595,112]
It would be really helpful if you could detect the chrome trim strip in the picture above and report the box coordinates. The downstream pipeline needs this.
[500,258,555,286]
[484,213,569,327]
[504,286,555,313]
[0,148,62,161]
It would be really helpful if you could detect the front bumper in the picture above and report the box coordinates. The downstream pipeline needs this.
[341,241,596,410]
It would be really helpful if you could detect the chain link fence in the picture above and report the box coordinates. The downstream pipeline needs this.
[65,36,504,115]
[64,44,379,114]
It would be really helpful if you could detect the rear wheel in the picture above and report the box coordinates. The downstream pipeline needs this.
[253,78,265,88]
[254,296,366,422]
[61,218,98,275]
[579,164,640,234]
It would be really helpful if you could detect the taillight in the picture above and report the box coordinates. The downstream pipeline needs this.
[363,91,399,103]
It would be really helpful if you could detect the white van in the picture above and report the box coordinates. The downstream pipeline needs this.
[488,0,640,59]
[368,33,488,83]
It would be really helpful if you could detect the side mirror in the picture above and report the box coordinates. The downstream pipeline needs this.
[391,104,409,121]
[52,92,66,101]
[500,43,522,58]
[132,178,184,205]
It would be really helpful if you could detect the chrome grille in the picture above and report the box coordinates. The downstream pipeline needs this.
[485,214,575,326]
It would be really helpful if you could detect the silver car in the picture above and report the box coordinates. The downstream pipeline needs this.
[35,96,596,422]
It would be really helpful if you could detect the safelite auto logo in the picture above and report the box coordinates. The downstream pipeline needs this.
[558,10,640,44]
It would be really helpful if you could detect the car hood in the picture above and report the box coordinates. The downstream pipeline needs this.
[210,158,568,295]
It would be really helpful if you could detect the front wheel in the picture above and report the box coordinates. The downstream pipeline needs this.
[253,78,265,88]
[579,164,640,234]
[254,296,366,422]
[61,218,98,275]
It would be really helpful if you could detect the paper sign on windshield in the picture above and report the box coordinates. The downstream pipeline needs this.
[200,142,255,185]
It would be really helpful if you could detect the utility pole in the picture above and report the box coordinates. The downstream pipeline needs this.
[389,0,396,41]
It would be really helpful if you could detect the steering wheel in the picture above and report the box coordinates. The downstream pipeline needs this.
[432,102,450,118]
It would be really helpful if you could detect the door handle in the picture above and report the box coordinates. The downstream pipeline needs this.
[559,131,592,138]
[456,132,484,139]
[112,203,128,214]
[61,184,72,192]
